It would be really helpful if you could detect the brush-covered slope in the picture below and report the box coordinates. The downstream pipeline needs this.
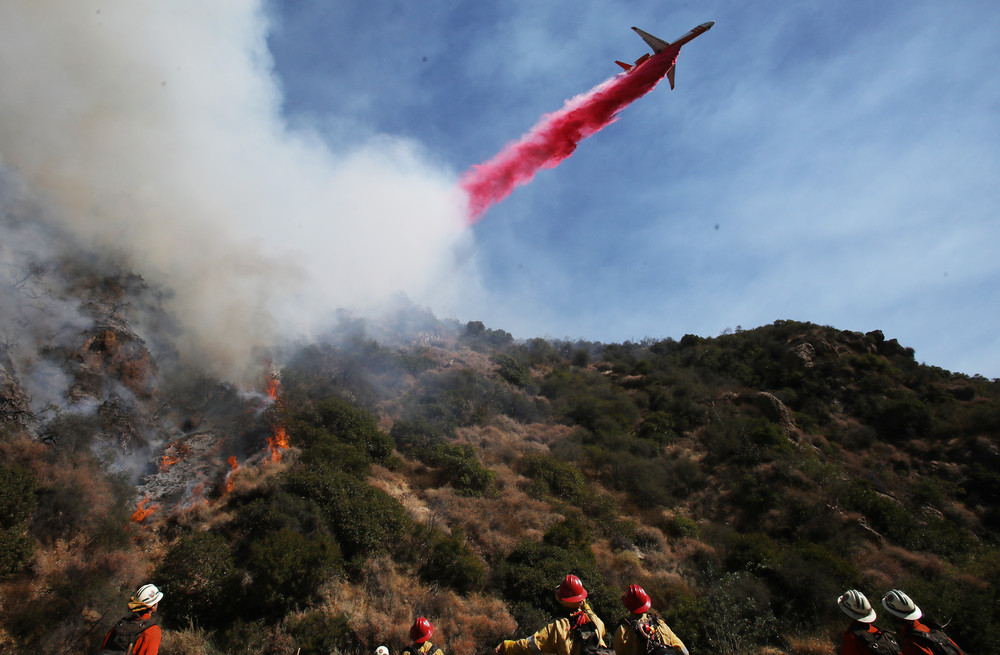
[2,310,999,654]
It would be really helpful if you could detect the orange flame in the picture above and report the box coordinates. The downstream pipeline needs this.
[263,374,290,463]
[267,425,290,462]
[265,375,280,399]
[159,454,180,471]
[158,442,190,472]
[130,497,159,523]
[224,456,239,495]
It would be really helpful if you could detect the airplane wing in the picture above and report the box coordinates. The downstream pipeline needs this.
[631,27,670,53]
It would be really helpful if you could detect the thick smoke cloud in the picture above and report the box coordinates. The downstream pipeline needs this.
[0,2,471,379]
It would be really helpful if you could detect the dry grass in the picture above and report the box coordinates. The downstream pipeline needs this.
[782,633,837,654]
[159,626,222,655]
[322,556,516,655]
[421,484,558,558]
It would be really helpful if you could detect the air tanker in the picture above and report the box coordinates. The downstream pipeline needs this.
[615,22,715,89]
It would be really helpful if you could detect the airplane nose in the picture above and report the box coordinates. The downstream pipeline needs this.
[703,21,715,29]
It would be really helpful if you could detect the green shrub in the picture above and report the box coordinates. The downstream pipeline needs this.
[542,516,592,552]
[282,468,409,562]
[492,353,533,388]
[520,453,586,504]
[244,528,342,617]
[426,443,496,497]
[495,538,617,628]
[637,411,677,445]
[667,515,699,539]
[0,463,36,579]
[291,397,393,463]
[390,418,445,453]
[287,611,356,655]
[156,532,240,629]
[461,320,514,351]
[229,492,326,542]
[416,526,486,594]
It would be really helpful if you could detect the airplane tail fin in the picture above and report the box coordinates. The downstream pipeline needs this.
[615,60,632,72]
[667,65,676,90]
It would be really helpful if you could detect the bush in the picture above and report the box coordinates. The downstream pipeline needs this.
[492,353,533,389]
[495,536,617,629]
[520,453,586,504]
[390,418,445,453]
[282,468,409,562]
[461,321,514,351]
[416,526,486,594]
[667,515,699,539]
[229,492,326,543]
[425,443,496,497]
[290,397,393,463]
[244,528,342,617]
[156,532,240,629]
[287,611,356,655]
[637,411,677,445]
[0,463,36,579]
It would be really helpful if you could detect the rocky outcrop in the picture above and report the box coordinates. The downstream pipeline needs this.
[750,391,800,440]
[71,321,158,399]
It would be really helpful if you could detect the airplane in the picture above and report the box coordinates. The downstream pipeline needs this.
[615,21,715,89]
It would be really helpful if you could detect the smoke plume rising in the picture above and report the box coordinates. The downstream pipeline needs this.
[0,2,471,381]
[460,49,680,222]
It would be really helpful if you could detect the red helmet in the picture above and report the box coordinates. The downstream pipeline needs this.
[556,574,588,603]
[410,617,433,644]
[621,584,652,614]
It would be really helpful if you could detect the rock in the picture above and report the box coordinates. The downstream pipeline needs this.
[751,391,799,440]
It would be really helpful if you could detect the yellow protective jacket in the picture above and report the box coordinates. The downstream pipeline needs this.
[612,614,687,655]
[402,641,444,655]
[502,604,606,655]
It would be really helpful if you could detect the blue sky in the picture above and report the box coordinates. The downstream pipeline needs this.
[1,2,996,380]
[263,1,1000,377]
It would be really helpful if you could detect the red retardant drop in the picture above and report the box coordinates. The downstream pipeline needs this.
[459,48,680,223]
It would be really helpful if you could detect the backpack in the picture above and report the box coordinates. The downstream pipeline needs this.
[97,615,158,654]
[909,628,963,655]
[403,643,443,655]
[570,610,615,655]
[848,624,901,655]
[620,616,676,655]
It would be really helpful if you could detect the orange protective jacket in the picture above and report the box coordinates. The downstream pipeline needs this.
[100,612,161,655]
[501,604,606,655]
[840,621,891,655]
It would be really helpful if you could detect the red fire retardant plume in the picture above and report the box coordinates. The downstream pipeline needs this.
[460,47,680,223]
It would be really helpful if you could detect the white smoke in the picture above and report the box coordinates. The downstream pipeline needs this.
[0,1,472,380]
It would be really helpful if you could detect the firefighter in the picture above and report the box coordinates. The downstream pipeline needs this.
[495,574,607,655]
[837,589,900,655]
[403,617,444,655]
[881,590,963,655]
[613,584,688,655]
[98,583,163,655]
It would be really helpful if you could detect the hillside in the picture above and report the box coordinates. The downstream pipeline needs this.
[1,273,999,654]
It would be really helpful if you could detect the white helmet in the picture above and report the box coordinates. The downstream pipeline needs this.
[133,583,164,608]
[882,589,922,620]
[376,647,389,655]
[838,590,877,623]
